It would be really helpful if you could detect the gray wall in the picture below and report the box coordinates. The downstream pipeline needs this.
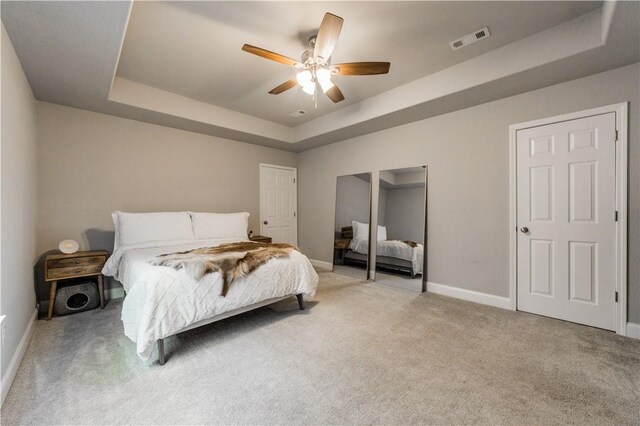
[383,186,425,243]
[37,102,297,292]
[298,63,640,323]
[334,175,371,233]
[1,25,38,380]
[377,186,387,227]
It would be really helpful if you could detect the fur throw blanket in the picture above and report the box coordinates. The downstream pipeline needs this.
[150,241,298,296]
[402,240,420,248]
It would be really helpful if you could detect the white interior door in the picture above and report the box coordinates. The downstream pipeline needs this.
[516,113,617,330]
[260,164,297,244]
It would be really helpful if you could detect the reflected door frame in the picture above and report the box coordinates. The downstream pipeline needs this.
[508,102,628,336]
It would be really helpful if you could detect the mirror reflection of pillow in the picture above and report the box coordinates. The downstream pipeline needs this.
[351,220,369,240]
[377,226,387,241]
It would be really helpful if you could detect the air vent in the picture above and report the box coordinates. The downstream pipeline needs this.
[449,26,491,51]
[289,110,307,118]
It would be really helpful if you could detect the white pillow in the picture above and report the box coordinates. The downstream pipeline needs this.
[191,212,249,240]
[112,211,194,250]
[111,212,121,251]
[352,220,370,240]
[377,225,387,241]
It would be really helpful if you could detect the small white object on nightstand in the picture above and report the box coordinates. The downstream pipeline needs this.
[58,239,79,254]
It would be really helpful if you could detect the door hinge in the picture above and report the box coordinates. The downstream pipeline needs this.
[293,178,296,183]
[615,210,618,222]
[293,211,296,217]
[614,130,618,141]
[615,291,618,303]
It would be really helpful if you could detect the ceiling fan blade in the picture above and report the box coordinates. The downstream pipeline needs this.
[268,79,298,95]
[242,44,300,67]
[313,13,344,62]
[332,62,390,76]
[325,84,345,103]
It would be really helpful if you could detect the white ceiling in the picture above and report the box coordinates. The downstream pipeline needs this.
[117,1,601,126]
[2,1,638,151]
[380,168,426,189]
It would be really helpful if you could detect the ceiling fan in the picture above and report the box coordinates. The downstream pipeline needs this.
[241,12,390,104]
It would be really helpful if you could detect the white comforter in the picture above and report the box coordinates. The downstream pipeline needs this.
[103,238,319,361]
[349,238,423,275]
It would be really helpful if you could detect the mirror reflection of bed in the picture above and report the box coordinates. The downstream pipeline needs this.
[333,173,371,281]
[374,166,426,292]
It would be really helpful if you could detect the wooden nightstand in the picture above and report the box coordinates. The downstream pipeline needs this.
[334,238,351,265]
[249,235,272,243]
[44,250,109,320]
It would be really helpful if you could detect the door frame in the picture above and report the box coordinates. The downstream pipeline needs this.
[508,103,628,335]
[259,163,298,245]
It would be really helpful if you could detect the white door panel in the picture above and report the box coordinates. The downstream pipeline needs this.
[260,165,297,245]
[517,113,616,330]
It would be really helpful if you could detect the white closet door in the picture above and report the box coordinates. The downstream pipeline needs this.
[260,165,297,244]
[516,113,616,330]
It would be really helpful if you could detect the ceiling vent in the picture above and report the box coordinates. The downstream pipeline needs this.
[289,110,307,118]
[449,27,491,51]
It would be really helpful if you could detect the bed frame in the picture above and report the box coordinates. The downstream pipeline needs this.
[156,293,305,365]
[343,250,419,278]
[337,227,421,279]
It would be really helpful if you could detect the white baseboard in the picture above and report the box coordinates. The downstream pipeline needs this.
[426,281,512,310]
[1,308,37,407]
[627,322,640,339]
[105,286,125,300]
[309,259,333,271]
[375,278,423,293]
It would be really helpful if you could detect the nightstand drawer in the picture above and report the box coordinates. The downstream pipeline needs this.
[47,255,106,269]
[335,239,350,250]
[47,263,103,280]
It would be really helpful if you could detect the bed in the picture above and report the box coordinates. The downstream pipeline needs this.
[102,211,319,364]
[344,221,424,278]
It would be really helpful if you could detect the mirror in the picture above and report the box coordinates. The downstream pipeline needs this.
[333,173,372,281]
[374,166,427,291]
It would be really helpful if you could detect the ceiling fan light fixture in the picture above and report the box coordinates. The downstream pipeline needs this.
[316,67,331,81]
[243,12,388,104]
[316,68,334,93]
[296,70,312,87]
[302,82,316,95]
[318,78,334,93]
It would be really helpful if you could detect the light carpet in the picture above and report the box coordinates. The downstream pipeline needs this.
[2,271,639,425]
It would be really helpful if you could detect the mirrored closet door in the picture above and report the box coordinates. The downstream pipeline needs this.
[332,173,372,281]
[374,166,427,291]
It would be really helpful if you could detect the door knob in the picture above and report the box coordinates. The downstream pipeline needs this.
[263,221,268,225]
[520,226,529,233]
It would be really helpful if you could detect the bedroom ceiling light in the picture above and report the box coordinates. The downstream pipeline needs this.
[316,67,334,93]
[296,67,334,97]
[302,83,316,96]
[242,12,390,104]
[296,70,316,95]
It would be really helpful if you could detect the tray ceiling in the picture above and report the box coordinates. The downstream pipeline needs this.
[2,1,638,151]
[117,1,601,126]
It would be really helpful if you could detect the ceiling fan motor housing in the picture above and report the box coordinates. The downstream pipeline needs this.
[302,35,331,67]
